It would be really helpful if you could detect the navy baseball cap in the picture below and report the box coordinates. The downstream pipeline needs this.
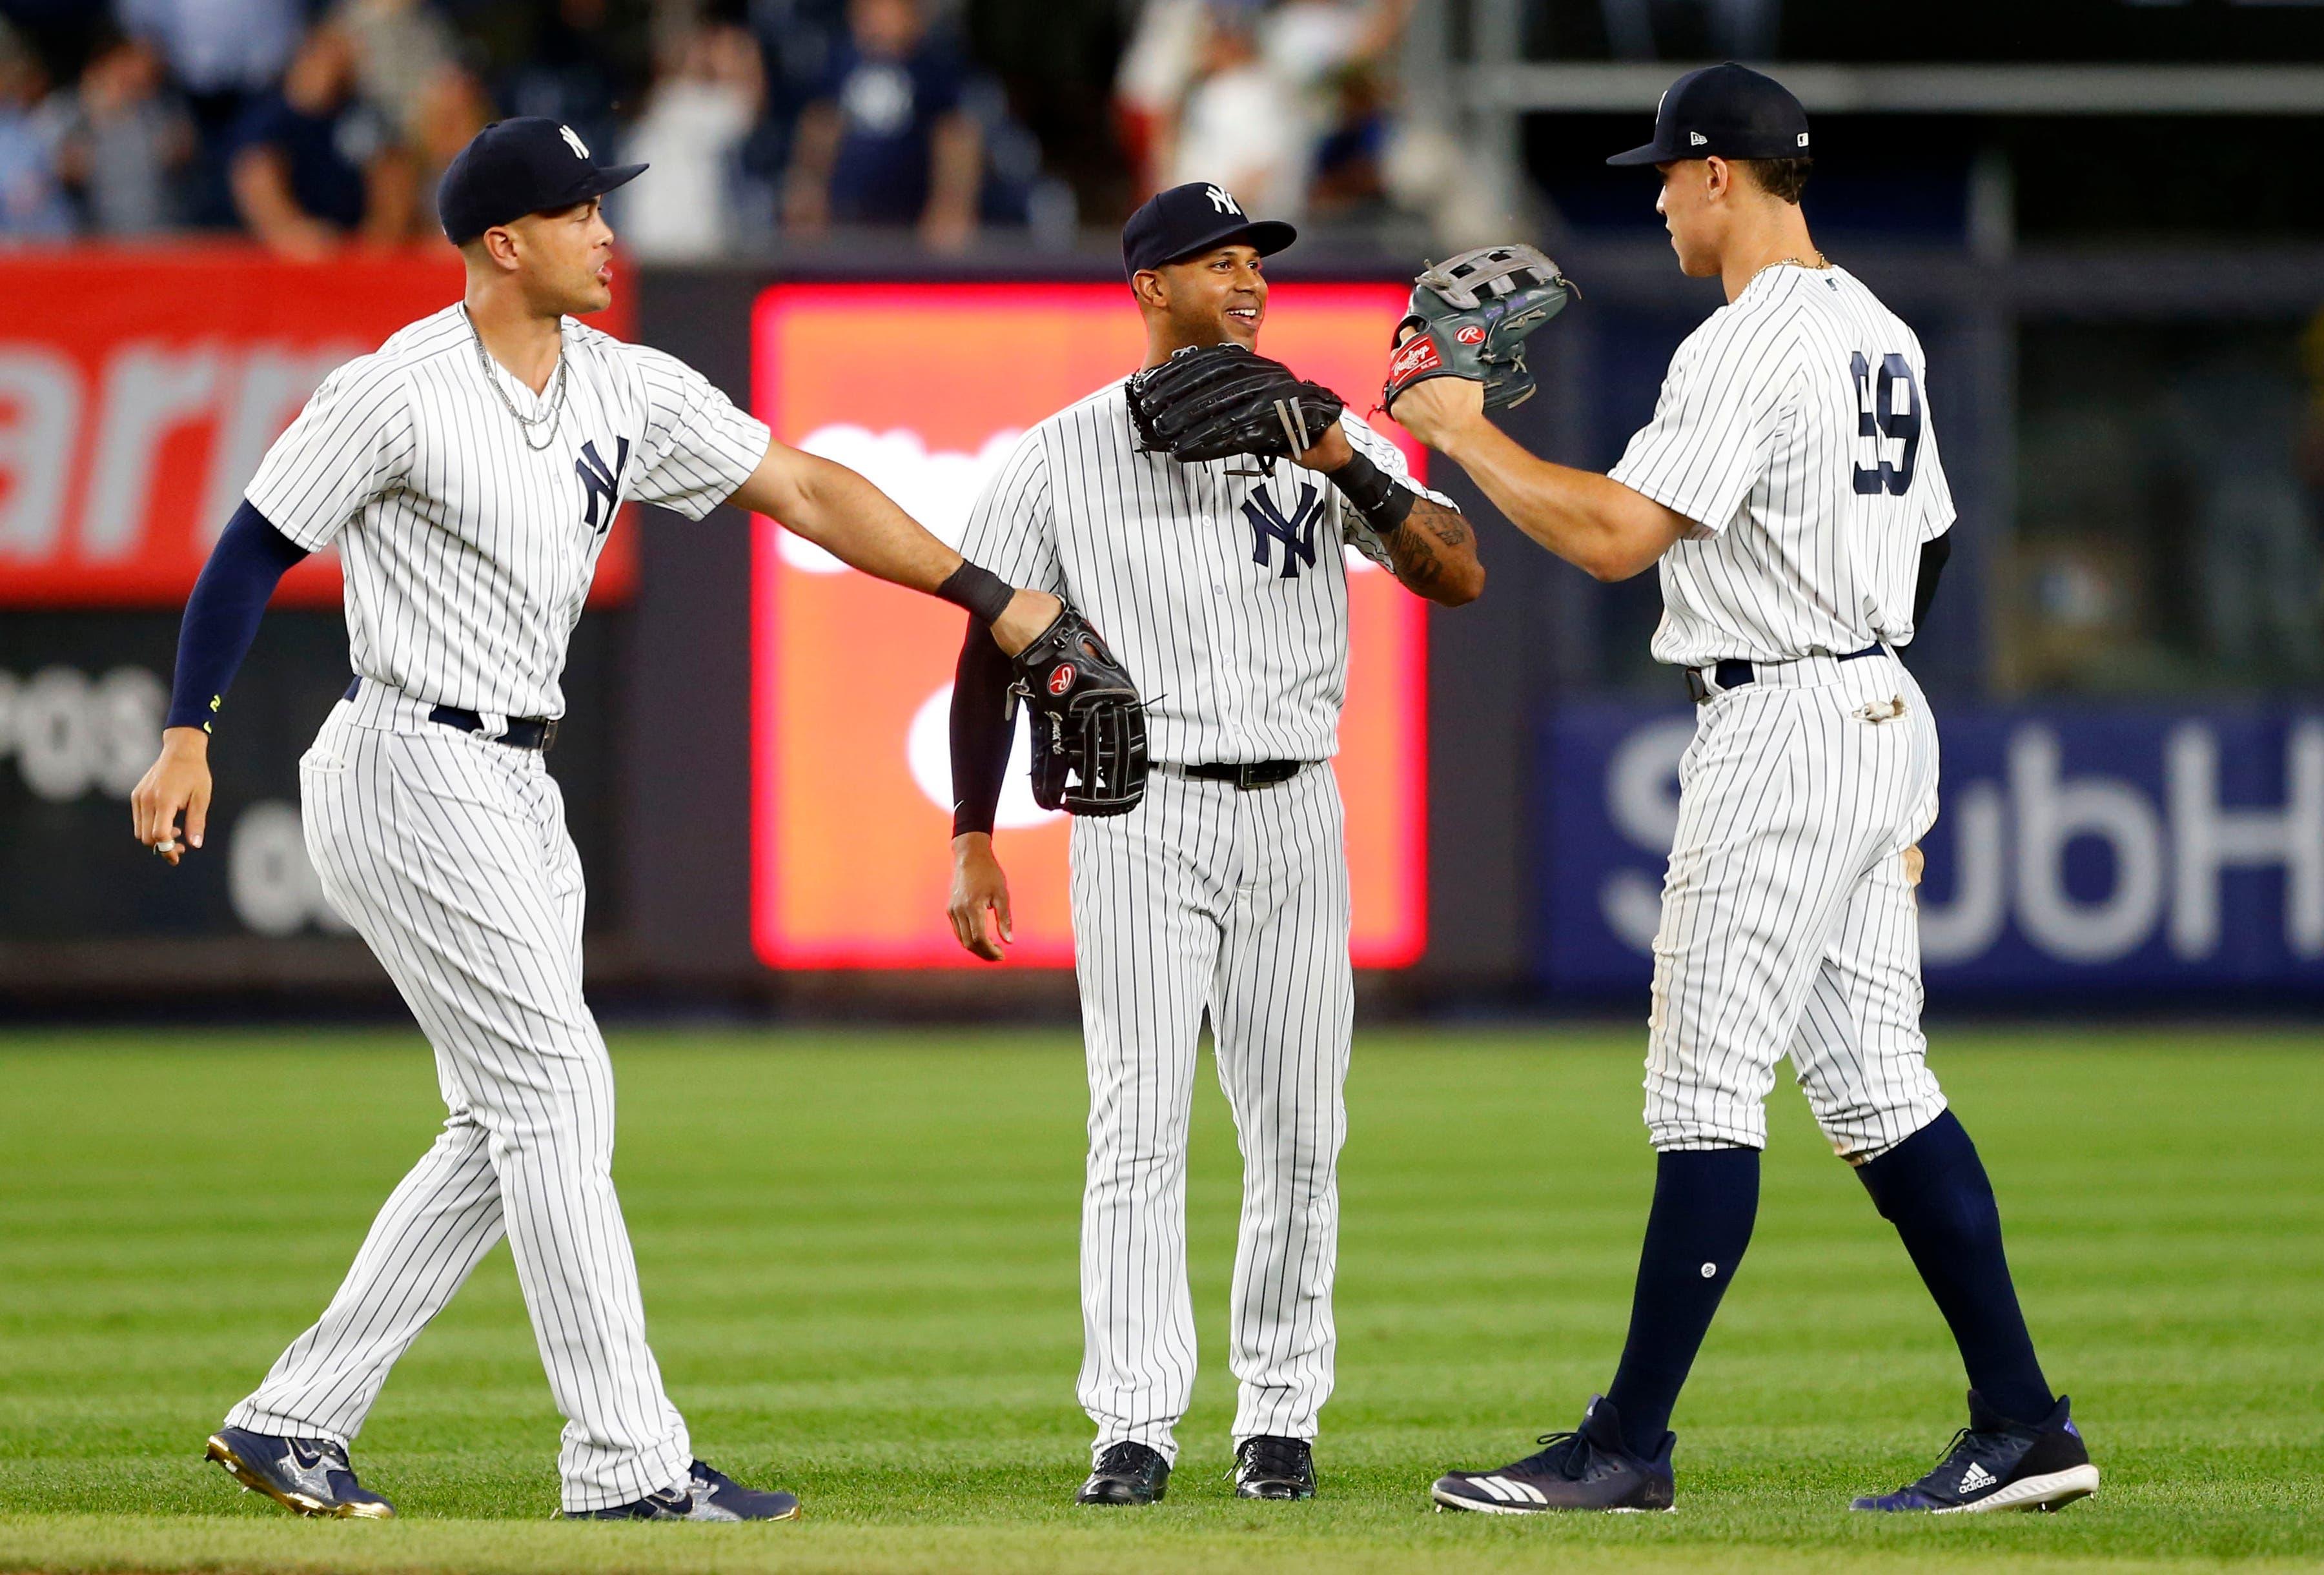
[1121,181,1296,279]
[438,117,646,245]
[1606,63,1811,167]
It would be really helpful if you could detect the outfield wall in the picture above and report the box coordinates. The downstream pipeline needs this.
[3,248,2319,1008]
[1540,704,2324,999]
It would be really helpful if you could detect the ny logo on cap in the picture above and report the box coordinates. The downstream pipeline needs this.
[560,124,589,159]
[1205,185,1241,216]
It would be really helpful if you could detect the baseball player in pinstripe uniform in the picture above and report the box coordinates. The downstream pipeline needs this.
[129,118,1065,1522]
[1391,67,2098,1516]
[944,182,1482,1505]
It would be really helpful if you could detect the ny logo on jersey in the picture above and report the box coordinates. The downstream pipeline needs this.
[1205,185,1241,216]
[575,438,629,534]
[1244,482,1321,579]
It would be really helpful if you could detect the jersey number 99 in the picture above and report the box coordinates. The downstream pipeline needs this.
[1850,351,1920,497]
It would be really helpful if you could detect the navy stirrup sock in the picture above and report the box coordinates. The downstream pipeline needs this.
[1604,1146,1760,1458]
[1856,1110,2054,1425]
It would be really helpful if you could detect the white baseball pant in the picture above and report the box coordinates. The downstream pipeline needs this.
[1646,650,1950,1159]
[223,685,690,1512]
[1069,761,1353,1464]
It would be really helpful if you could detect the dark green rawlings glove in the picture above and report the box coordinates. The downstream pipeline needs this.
[1381,244,1578,415]
[1127,342,1346,465]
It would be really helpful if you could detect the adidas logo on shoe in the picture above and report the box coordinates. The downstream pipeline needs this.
[1959,1461,1997,1492]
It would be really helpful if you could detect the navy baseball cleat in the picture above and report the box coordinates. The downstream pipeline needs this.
[568,1459,800,1520]
[1077,1441,1170,1505]
[1431,1396,1675,1514]
[1232,1435,1317,1499]
[205,1427,396,1519]
[1852,1391,2099,1513]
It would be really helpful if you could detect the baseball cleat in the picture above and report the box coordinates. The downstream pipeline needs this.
[568,1459,800,1521]
[1431,1396,1675,1514]
[205,1427,396,1519]
[1852,1390,2099,1513]
[1232,1435,1317,1499]
[1077,1441,1170,1505]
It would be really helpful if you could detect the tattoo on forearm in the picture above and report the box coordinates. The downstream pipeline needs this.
[1414,500,1471,550]
[1383,500,1468,594]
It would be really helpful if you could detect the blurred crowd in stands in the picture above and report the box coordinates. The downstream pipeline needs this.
[0,0,1424,257]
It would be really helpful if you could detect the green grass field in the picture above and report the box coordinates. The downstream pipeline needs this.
[0,1026,2317,1574]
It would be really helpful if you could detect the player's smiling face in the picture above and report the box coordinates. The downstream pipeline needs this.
[1655,159,1724,278]
[1141,243,1269,352]
[504,197,618,316]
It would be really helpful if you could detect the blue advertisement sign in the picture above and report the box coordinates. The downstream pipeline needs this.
[1539,702,2324,997]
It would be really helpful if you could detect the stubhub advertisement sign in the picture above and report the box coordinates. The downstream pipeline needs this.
[1542,702,2324,995]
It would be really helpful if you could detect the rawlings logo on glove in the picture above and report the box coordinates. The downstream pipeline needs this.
[1381,243,1578,416]
[1010,607,1147,817]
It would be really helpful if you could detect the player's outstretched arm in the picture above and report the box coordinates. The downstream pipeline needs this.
[1391,379,1691,582]
[729,441,1062,655]
[1296,423,1485,605]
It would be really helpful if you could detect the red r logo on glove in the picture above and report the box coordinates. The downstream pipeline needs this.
[1455,324,1486,345]
[1048,664,1077,696]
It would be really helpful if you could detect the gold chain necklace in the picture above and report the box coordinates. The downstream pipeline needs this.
[1746,252,1832,291]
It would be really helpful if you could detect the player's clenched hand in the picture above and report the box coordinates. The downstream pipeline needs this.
[1294,420,1354,476]
[988,588,1064,658]
[1386,358,1487,451]
[948,833,1014,961]
[132,726,213,866]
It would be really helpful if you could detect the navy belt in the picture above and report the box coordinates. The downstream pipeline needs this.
[1685,642,1884,704]
[1181,759,1304,789]
[343,677,558,751]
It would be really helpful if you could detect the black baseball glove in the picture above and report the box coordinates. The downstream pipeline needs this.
[1126,342,1345,465]
[1011,604,1148,817]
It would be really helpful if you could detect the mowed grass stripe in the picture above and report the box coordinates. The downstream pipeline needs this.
[0,1028,2316,1572]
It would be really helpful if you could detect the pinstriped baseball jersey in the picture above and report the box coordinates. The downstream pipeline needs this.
[955,384,1448,764]
[955,361,1438,1464]
[1610,265,1953,669]
[223,302,767,1512]
[1619,262,1957,1161]
[245,303,771,718]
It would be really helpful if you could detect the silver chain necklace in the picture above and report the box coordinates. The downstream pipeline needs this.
[464,308,569,451]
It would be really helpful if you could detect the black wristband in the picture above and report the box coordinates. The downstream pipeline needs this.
[1328,449,1415,536]
[937,560,1015,625]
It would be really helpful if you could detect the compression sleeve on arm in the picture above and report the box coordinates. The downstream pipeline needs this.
[165,500,311,732]
[949,614,1016,838]
[1913,531,1953,630]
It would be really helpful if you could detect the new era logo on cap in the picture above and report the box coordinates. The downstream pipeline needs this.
[1607,63,1811,168]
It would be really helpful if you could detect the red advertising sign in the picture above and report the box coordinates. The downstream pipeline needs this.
[0,247,636,606]
[751,281,1427,970]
